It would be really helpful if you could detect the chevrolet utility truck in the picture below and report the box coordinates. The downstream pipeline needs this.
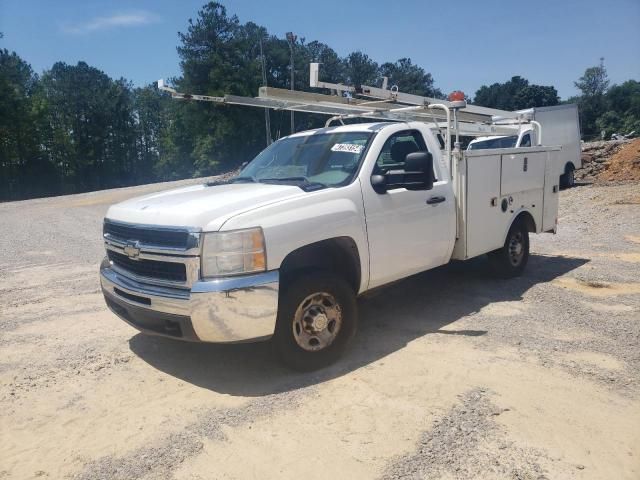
[100,65,564,370]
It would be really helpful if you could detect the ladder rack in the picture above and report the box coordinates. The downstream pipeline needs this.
[157,64,535,141]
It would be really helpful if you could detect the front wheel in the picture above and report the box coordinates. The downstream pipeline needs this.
[488,221,530,278]
[273,272,357,371]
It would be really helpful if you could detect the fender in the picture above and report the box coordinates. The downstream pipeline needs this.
[278,237,362,293]
[218,180,370,293]
[501,209,537,245]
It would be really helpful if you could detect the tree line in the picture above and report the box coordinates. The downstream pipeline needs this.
[475,58,639,140]
[1,2,638,201]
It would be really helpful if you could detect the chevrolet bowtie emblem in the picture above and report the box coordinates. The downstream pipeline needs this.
[123,240,141,259]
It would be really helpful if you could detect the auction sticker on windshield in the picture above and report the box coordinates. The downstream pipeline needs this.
[331,143,364,154]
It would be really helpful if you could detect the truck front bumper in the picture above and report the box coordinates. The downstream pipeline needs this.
[100,260,279,343]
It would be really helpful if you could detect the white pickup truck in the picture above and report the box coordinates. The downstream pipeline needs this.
[101,119,561,370]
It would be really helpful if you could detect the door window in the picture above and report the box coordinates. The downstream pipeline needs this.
[375,130,436,179]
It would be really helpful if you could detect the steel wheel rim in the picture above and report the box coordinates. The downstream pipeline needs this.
[508,231,524,266]
[292,292,342,352]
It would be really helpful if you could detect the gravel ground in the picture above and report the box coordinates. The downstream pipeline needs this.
[1,180,639,479]
[382,389,547,480]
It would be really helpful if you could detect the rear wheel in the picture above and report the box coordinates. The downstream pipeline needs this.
[273,272,357,371]
[560,165,575,189]
[488,220,529,278]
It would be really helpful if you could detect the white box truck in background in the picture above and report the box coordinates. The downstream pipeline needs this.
[467,104,581,188]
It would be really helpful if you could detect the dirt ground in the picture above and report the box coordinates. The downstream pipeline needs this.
[598,138,640,182]
[1,179,639,480]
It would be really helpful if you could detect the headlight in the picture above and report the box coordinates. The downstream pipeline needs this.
[201,227,266,278]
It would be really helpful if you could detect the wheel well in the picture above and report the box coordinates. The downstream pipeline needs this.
[514,210,536,233]
[565,162,575,173]
[279,237,361,293]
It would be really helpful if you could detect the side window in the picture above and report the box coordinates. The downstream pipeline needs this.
[376,130,427,171]
[520,134,531,147]
[375,130,438,180]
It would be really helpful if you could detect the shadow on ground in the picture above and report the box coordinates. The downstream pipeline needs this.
[129,254,588,397]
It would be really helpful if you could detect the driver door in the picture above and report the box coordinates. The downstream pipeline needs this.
[362,129,455,288]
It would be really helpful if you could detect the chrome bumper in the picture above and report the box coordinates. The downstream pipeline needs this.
[100,260,279,343]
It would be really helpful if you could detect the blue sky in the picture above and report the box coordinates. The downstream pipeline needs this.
[1,0,639,99]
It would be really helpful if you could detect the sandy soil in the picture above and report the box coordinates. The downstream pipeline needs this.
[1,180,639,480]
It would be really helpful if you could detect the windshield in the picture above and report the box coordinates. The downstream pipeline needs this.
[468,135,518,150]
[238,131,373,188]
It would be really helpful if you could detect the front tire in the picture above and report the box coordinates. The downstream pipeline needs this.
[273,272,357,371]
[488,220,530,278]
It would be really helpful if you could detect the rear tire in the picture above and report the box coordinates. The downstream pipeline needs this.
[560,165,575,189]
[273,271,357,371]
[488,220,529,278]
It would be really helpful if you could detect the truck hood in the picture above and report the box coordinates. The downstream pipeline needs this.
[105,182,305,231]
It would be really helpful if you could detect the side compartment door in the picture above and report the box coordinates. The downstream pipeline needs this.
[543,152,559,232]
[466,153,503,258]
[362,129,455,289]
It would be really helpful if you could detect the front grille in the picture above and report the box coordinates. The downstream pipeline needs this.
[104,221,192,249]
[108,250,187,282]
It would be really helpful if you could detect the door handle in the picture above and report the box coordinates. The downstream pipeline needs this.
[426,195,446,205]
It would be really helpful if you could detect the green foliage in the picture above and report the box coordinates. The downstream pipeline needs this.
[379,58,443,98]
[473,58,638,141]
[173,3,267,175]
[514,85,560,110]
[0,48,43,198]
[36,62,138,191]
[575,58,609,97]
[595,80,640,138]
[134,83,172,180]
[473,76,559,110]
[571,58,610,138]
[570,59,638,139]
[343,51,378,86]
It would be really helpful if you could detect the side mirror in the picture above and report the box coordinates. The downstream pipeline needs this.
[370,174,387,194]
[370,151,434,194]
[404,151,434,191]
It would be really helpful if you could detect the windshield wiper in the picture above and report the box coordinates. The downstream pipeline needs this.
[259,176,327,191]
[208,175,257,186]
[259,176,309,183]
[228,175,258,183]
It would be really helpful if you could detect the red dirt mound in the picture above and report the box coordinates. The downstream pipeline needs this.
[597,138,640,182]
